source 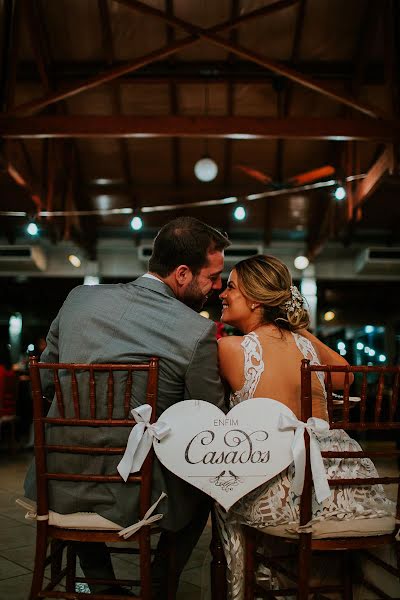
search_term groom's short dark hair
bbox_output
[149,216,230,277]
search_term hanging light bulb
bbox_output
[294,255,309,270]
[194,82,218,182]
[194,157,218,182]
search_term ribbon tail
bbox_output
[309,434,331,503]
[291,428,306,496]
[117,423,146,481]
[118,492,167,539]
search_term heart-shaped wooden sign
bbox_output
[154,398,295,510]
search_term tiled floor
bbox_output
[0,451,211,599]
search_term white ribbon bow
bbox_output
[118,492,167,539]
[278,414,331,504]
[117,404,170,482]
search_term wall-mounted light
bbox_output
[68,254,81,268]
[233,205,247,221]
[130,216,143,231]
[26,222,39,236]
[294,255,309,270]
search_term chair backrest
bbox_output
[300,359,400,527]
[28,355,159,521]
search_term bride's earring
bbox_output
[251,304,255,310]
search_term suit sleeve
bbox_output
[184,322,226,411]
[39,311,60,398]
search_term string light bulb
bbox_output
[130,216,143,231]
[233,205,247,221]
[26,222,39,236]
[334,185,346,201]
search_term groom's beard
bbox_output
[182,279,208,312]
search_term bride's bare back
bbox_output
[218,327,328,420]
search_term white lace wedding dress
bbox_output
[216,331,395,600]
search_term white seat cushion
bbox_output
[260,516,396,539]
[48,510,122,530]
[17,498,122,530]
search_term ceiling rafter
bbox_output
[98,0,136,206]
[165,0,180,188]
[15,59,387,86]
[1,115,399,140]
[116,0,384,119]
[223,0,239,188]
[310,0,383,259]
[275,0,307,184]
[352,145,394,220]
[10,0,292,115]
[8,0,381,119]
[22,0,97,253]
[0,0,43,215]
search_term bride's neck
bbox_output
[244,321,280,336]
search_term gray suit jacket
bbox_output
[24,276,225,531]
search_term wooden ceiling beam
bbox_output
[116,0,300,34]
[165,0,180,188]
[352,145,394,219]
[120,0,384,119]
[223,0,239,187]
[9,0,380,118]
[1,115,399,140]
[1,0,20,111]
[8,0,296,115]
[98,0,136,202]
[15,59,387,85]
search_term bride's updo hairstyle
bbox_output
[235,254,310,331]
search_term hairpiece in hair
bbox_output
[283,285,303,318]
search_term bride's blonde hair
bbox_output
[235,254,310,331]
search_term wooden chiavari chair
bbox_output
[26,355,176,600]
[243,360,400,599]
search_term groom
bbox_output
[24,216,230,597]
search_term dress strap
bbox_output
[234,332,264,401]
[292,333,327,399]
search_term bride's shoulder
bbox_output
[217,335,245,361]
[218,335,245,387]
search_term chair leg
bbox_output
[66,543,77,593]
[210,511,227,600]
[244,526,256,600]
[140,528,152,600]
[343,551,353,600]
[167,532,178,600]
[50,540,64,582]
[297,533,311,600]
[29,523,48,600]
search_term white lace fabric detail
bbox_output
[292,332,327,400]
[230,332,264,406]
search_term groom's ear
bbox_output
[174,264,192,286]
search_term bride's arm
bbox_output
[297,329,354,387]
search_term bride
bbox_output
[216,254,394,600]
